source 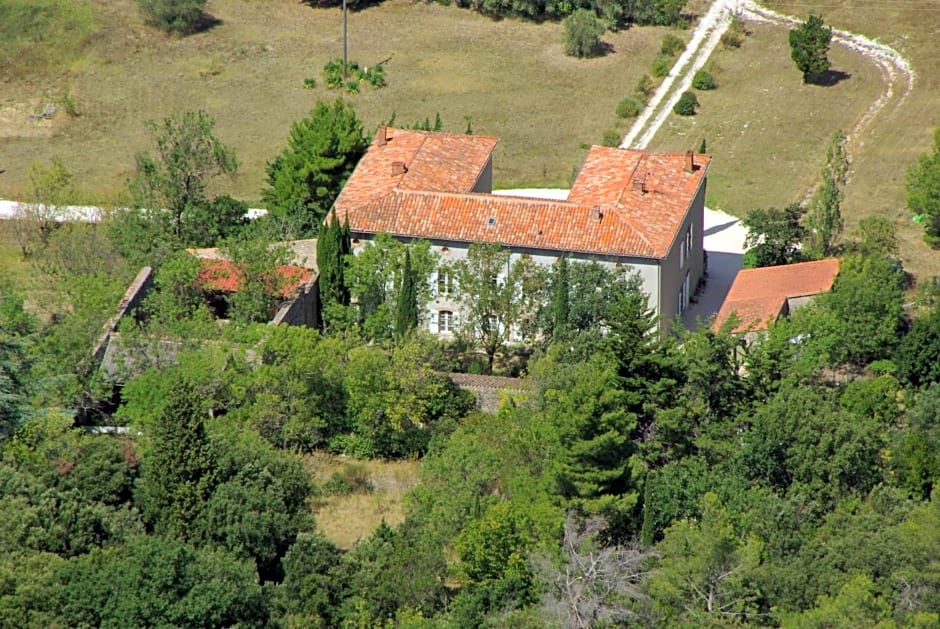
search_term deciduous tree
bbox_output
[742,203,806,267]
[906,128,940,247]
[806,130,848,257]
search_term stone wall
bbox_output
[270,276,319,328]
[91,266,154,366]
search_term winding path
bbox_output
[622,0,915,165]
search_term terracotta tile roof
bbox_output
[447,372,529,391]
[343,189,659,257]
[334,126,500,210]
[336,131,710,260]
[713,259,842,333]
[196,259,312,297]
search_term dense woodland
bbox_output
[2,90,940,628]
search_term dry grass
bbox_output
[305,451,421,550]
[0,0,670,203]
[650,0,940,279]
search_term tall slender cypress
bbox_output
[395,248,418,339]
[551,256,570,342]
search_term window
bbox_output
[485,314,499,334]
[437,270,453,296]
[678,271,690,314]
[680,226,692,268]
[438,310,453,333]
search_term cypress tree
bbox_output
[395,248,419,339]
[316,210,350,311]
[551,256,570,342]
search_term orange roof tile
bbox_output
[713,259,842,333]
[196,259,312,298]
[334,127,500,211]
[336,131,710,260]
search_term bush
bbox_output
[137,0,207,35]
[635,74,654,101]
[616,97,642,119]
[721,30,744,49]
[563,9,606,58]
[673,91,699,116]
[651,54,672,78]
[692,70,716,90]
[661,33,685,56]
[602,130,621,147]
[322,463,375,495]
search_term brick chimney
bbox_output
[376,124,388,146]
[391,161,407,176]
[685,150,695,173]
[632,176,647,195]
[591,205,603,221]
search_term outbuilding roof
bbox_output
[713,258,842,333]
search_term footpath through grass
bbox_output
[651,0,940,279]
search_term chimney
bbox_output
[391,161,407,176]
[632,176,647,195]
[591,206,603,221]
[685,150,695,173]
[376,124,388,146]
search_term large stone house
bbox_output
[333,125,711,335]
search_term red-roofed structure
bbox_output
[334,126,711,333]
[712,259,842,334]
[196,259,312,298]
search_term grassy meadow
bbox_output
[650,0,940,278]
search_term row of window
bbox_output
[435,311,499,335]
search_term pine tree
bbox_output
[551,256,570,342]
[789,14,832,83]
[395,249,418,339]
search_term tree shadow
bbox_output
[195,13,223,33]
[588,41,615,58]
[808,69,851,87]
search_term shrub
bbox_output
[302,78,317,89]
[651,54,672,78]
[323,463,375,495]
[137,0,207,35]
[345,79,360,93]
[635,74,654,101]
[563,9,606,58]
[661,33,685,56]
[673,91,699,116]
[362,64,386,88]
[602,130,621,147]
[721,30,744,50]
[692,70,716,90]
[616,97,642,119]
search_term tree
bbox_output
[854,215,898,256]
[789,14,833,83]
[563,9,605,58]
[13,158,74,258]
[120,110,240,259]
[137,0,208,35]
[262,99,367,236]
[742,203,806,267]
[806,130,848,257]
[647,493,764,623]
[896,305,940,388]
[136,377,218,543]
[672,91,698,116]
[316,211,351,330]
[550,257,570,342]
[394,248,418,340]
[906,128,940,247]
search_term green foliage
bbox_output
[650,54,671,77]
[136,376,219,543]
[672,91,698,116]
[789,14,833,83]
[660,33,684,56]
[562,9,606,59]
[137,0,208,35]
[276,532,346,626]
[896,306,940,387]
[219,234,291,325]
[13,158,74,258]
[889,386,940,500]
[691,69,716,90]
[806,130,848,257]
[550,257,569,342]
[322,58,387,92]
[721,16,746,49]
[648,493,764,622]
[316,211,351,329]
[742,203,806,267]
[616,96,642,118]
[906,128,940,246]
[262,99,368,236]
[634,74,654,101]
[601,129,620,147]
[854,215,898,256]
[119,110,240,261]
[395,249,419,340]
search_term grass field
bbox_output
[0,0,676,203]
[650,0,940,278]
[305,452,420,549]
